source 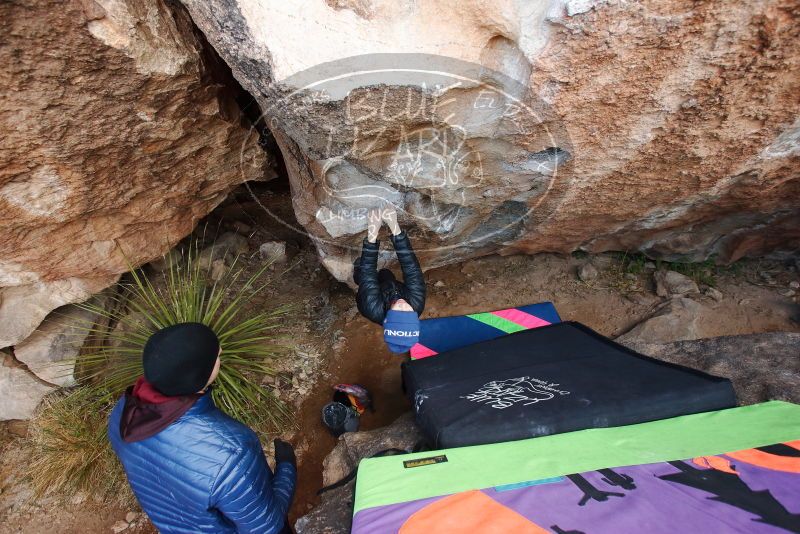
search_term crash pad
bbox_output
[403,321,736,448]
[410,302,561,359]
[352,401,800,534]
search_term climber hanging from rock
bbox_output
[353,204,426,353]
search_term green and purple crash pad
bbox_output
[352,401,800,533]
[410,302,561,359]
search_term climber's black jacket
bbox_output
[353,231,426,325]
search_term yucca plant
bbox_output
[27,238,294,501]
[76,240,293,430]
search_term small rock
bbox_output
[197,232,249,269]
[344,306,359,322]
[759,270,777,285]
[125,512,139,523]
[789,281,799,289]
[210,258,228,281]
[5,420,29,438]
[460,263,479,275]
[616,297,703,345]
[703,286,723,302]
[262,375,277,387]
[578,262,599,282]
[644,261,656,270]
[259,241,287,263]
[780,289,796,298]
[111,520,129,533]
[653,270,699,297]
[592,254,615,269]
[231,221,252,234]
[624,273,637,281]
[434,280,445,287]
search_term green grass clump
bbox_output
[28,388,132,504]
[605,251,751,290]
[613,251,732,287]
[620,252,648,275]
[654,258,718,287]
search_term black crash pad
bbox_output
[402,321,737,448]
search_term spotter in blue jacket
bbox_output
[108,381,296,534]
[108,323,297,534]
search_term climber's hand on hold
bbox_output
[367,207,382,243]
[381,204,401,236]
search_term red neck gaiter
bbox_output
[119,377,202,443]
[132,376,175,404]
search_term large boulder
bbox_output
[615,296,704,345]
[0,0,268,348]
[13,303,100,387]
[0,353,57,421]
[181,0,800,282]
[621,332,800,405]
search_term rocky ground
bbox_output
[1,185,798,533]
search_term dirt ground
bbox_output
[2,185,798,533]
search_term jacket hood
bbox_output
[119,377,202,443]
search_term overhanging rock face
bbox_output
[181,0,799,282]
[0,0,269,348]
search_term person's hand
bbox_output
[381,205,401,236]
[274,439,296,468]
[367,207,382,243]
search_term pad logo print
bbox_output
[460,376,570,410]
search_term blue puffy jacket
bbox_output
[108,392,295,533]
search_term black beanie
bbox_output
[143,322,220,396]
